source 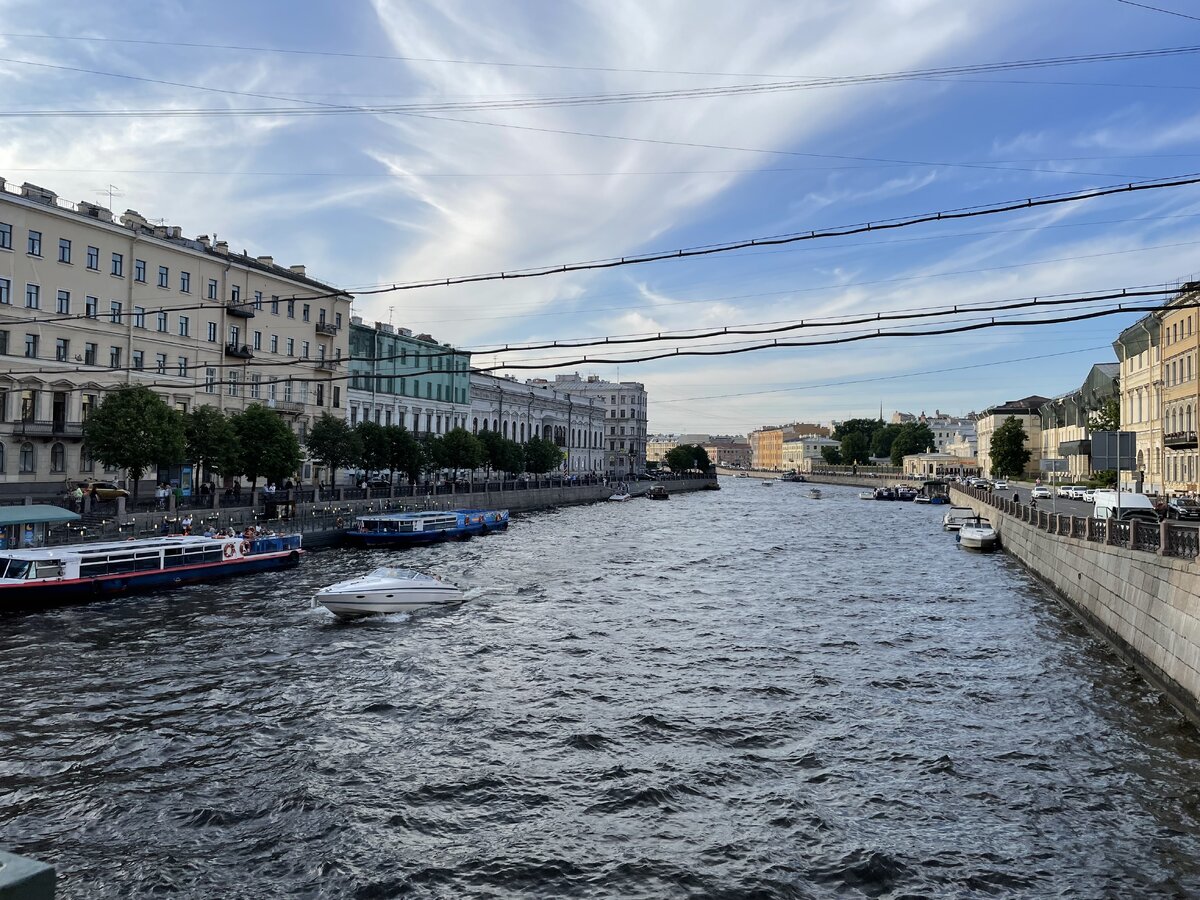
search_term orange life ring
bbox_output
[223,543,236,559]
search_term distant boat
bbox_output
[648,484,669,500]
[609,482,632,501]
[807,487,822,499]
[315,567,464,619]
[761,480,774,486]
[344,509,509,546]
[858,491,874,500]
[941,506,977,532]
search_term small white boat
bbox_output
[941,506,977,531]
[609,482,632,501]
[958,517,998,552]
[808,488,822,499]
[761,479,774,486]
[314,567,464,619]
[858,491,874,500]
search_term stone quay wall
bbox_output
[951,485,1200,723]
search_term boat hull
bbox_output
[317,588,464,619]
[958,528,998,551]
[344,511,509,546]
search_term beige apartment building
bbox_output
[0,179,352,495]
[1159,283,1200,493]
[975,395,1048,478]
[1113,314,1163,493]
[1037,364,1119,483]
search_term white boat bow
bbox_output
[315,567,464,618]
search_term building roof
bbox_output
[0,505,81,527]
[1112,313,1159,360]
[985,395,1051,416]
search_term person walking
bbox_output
[72,484,84,512]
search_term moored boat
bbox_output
[958,517,998,551]
[344,508,509,546]
[648,484,669,500]
[858,491,875,500]
[315,567,464,619]
[0,533,303,607]
[942,506,976,531]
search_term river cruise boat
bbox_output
[315,567,464,619]
[344,508,509,546]
[0,534,303,606]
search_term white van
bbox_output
[1092,490,1158,523]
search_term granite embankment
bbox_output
[952,485,1200,723]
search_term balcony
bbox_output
[227,302,255,318]
[315,321,337,337]
[224,342,254,360]
[1165,430,1198,450]
[313,357,339,372]
[11,419,84,439]
[268,399,306,415]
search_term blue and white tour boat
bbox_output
[0,533,303,606]
[344,508,510,546]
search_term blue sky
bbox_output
[2,0,1200,433]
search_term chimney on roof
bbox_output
[256,256,274,267]
[351,315,363,326]
[168,226,182,239]
[121,209,149,229]
[20,182,56,205]
[76,201,113,222]
[214,240,229,255]
[196,234,211,249]
[289,264,306,277]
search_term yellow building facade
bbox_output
[1159,284,1200,493]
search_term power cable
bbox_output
[1114,0,1200,23]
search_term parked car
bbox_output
[1057,484,1080,498]
[993,480,1008,490]
[77,480,129,501]
[1082,488,1097,502]
[1166,497,1200,520]
[1031,485,1052,500]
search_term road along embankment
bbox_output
[952,486,1200,724]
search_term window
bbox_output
[269,335,278,353]
[155,353,167,375]
[58,238,71,263]
[286,338,294,356]
[333,386,340,408]
[132,350,144,370]
[0,331,7,355]
[157,266,169,288]
[228,371,240,397]
[205,368,217,394]
[178,315,189,337]
[0,222,10,250]
[180,271,190,293]
[85,296,98,318]
[111,252,123,277]
[254,290,262,309]
[302,304,310,322]
[19,442,34,474]
[57,290,70,314]
[86,245,99,269]
[207,278,218,300]
[231,285,240,304]
[271,296,279,315]
[110,301,122,324]
[55,338,69,362]
[28,231,42,256]
[157,311,168,332]
[287,299,295,318]
[133,306,145,328]
[80,445,93,473]
[229,325,240,346]
[109,346,121,369]
[253,330,262,351]
[50,442,65,473]
[250,373,261,399]
[0,278,8,304]
[316,383,324,407]
[84,343,97,365]
[207,322,217,342]
[24,284,39,309]
[24,334,38,358]
[301,341,309,358]
[177,356,187,377]
[135,259,146,282]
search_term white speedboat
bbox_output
[608,481,632,501]
[761,480,774,486]
[808,488,822,499]
[314,567,464,619]
[958,517,998,552]
[941,506,976,531]
[858,491,874,500]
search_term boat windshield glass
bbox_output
[0,558,33,579]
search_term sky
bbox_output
[2,0,1200,434]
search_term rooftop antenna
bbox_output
[94,184,122,209]
[388,305,394,326]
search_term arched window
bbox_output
[492,418,498,433]
[19,441,35,474]
[50,442,65,473]
[472,417,478,433]
[502,420,508,438]
[80,445,95,473]
[519,422,525,441]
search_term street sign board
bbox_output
[1039,458,1068,472]
[1090,431,1137,471]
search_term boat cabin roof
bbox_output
[0,535,226,561]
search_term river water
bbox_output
[3,478,1200,898]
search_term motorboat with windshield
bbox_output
[315,567,464,619]
[958,516,998,551]
[942,506,977,531]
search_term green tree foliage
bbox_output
[840,431,871,465]
[231,404,301,487]
[355,420,391,477]
[477,429,506,476]
[820,445,842,465]
[185,404,240,480]
[990,416,1031,478]
[440,427,484,478]
[871,423,903,459]
[523,435,563,475]
[1088,396,1121,432]
[385,425,425,484]
[889,422,936,467]
[307,413,361,482]
[82,385,185,499]
[664,443,712,473]
[494,439,526,476]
